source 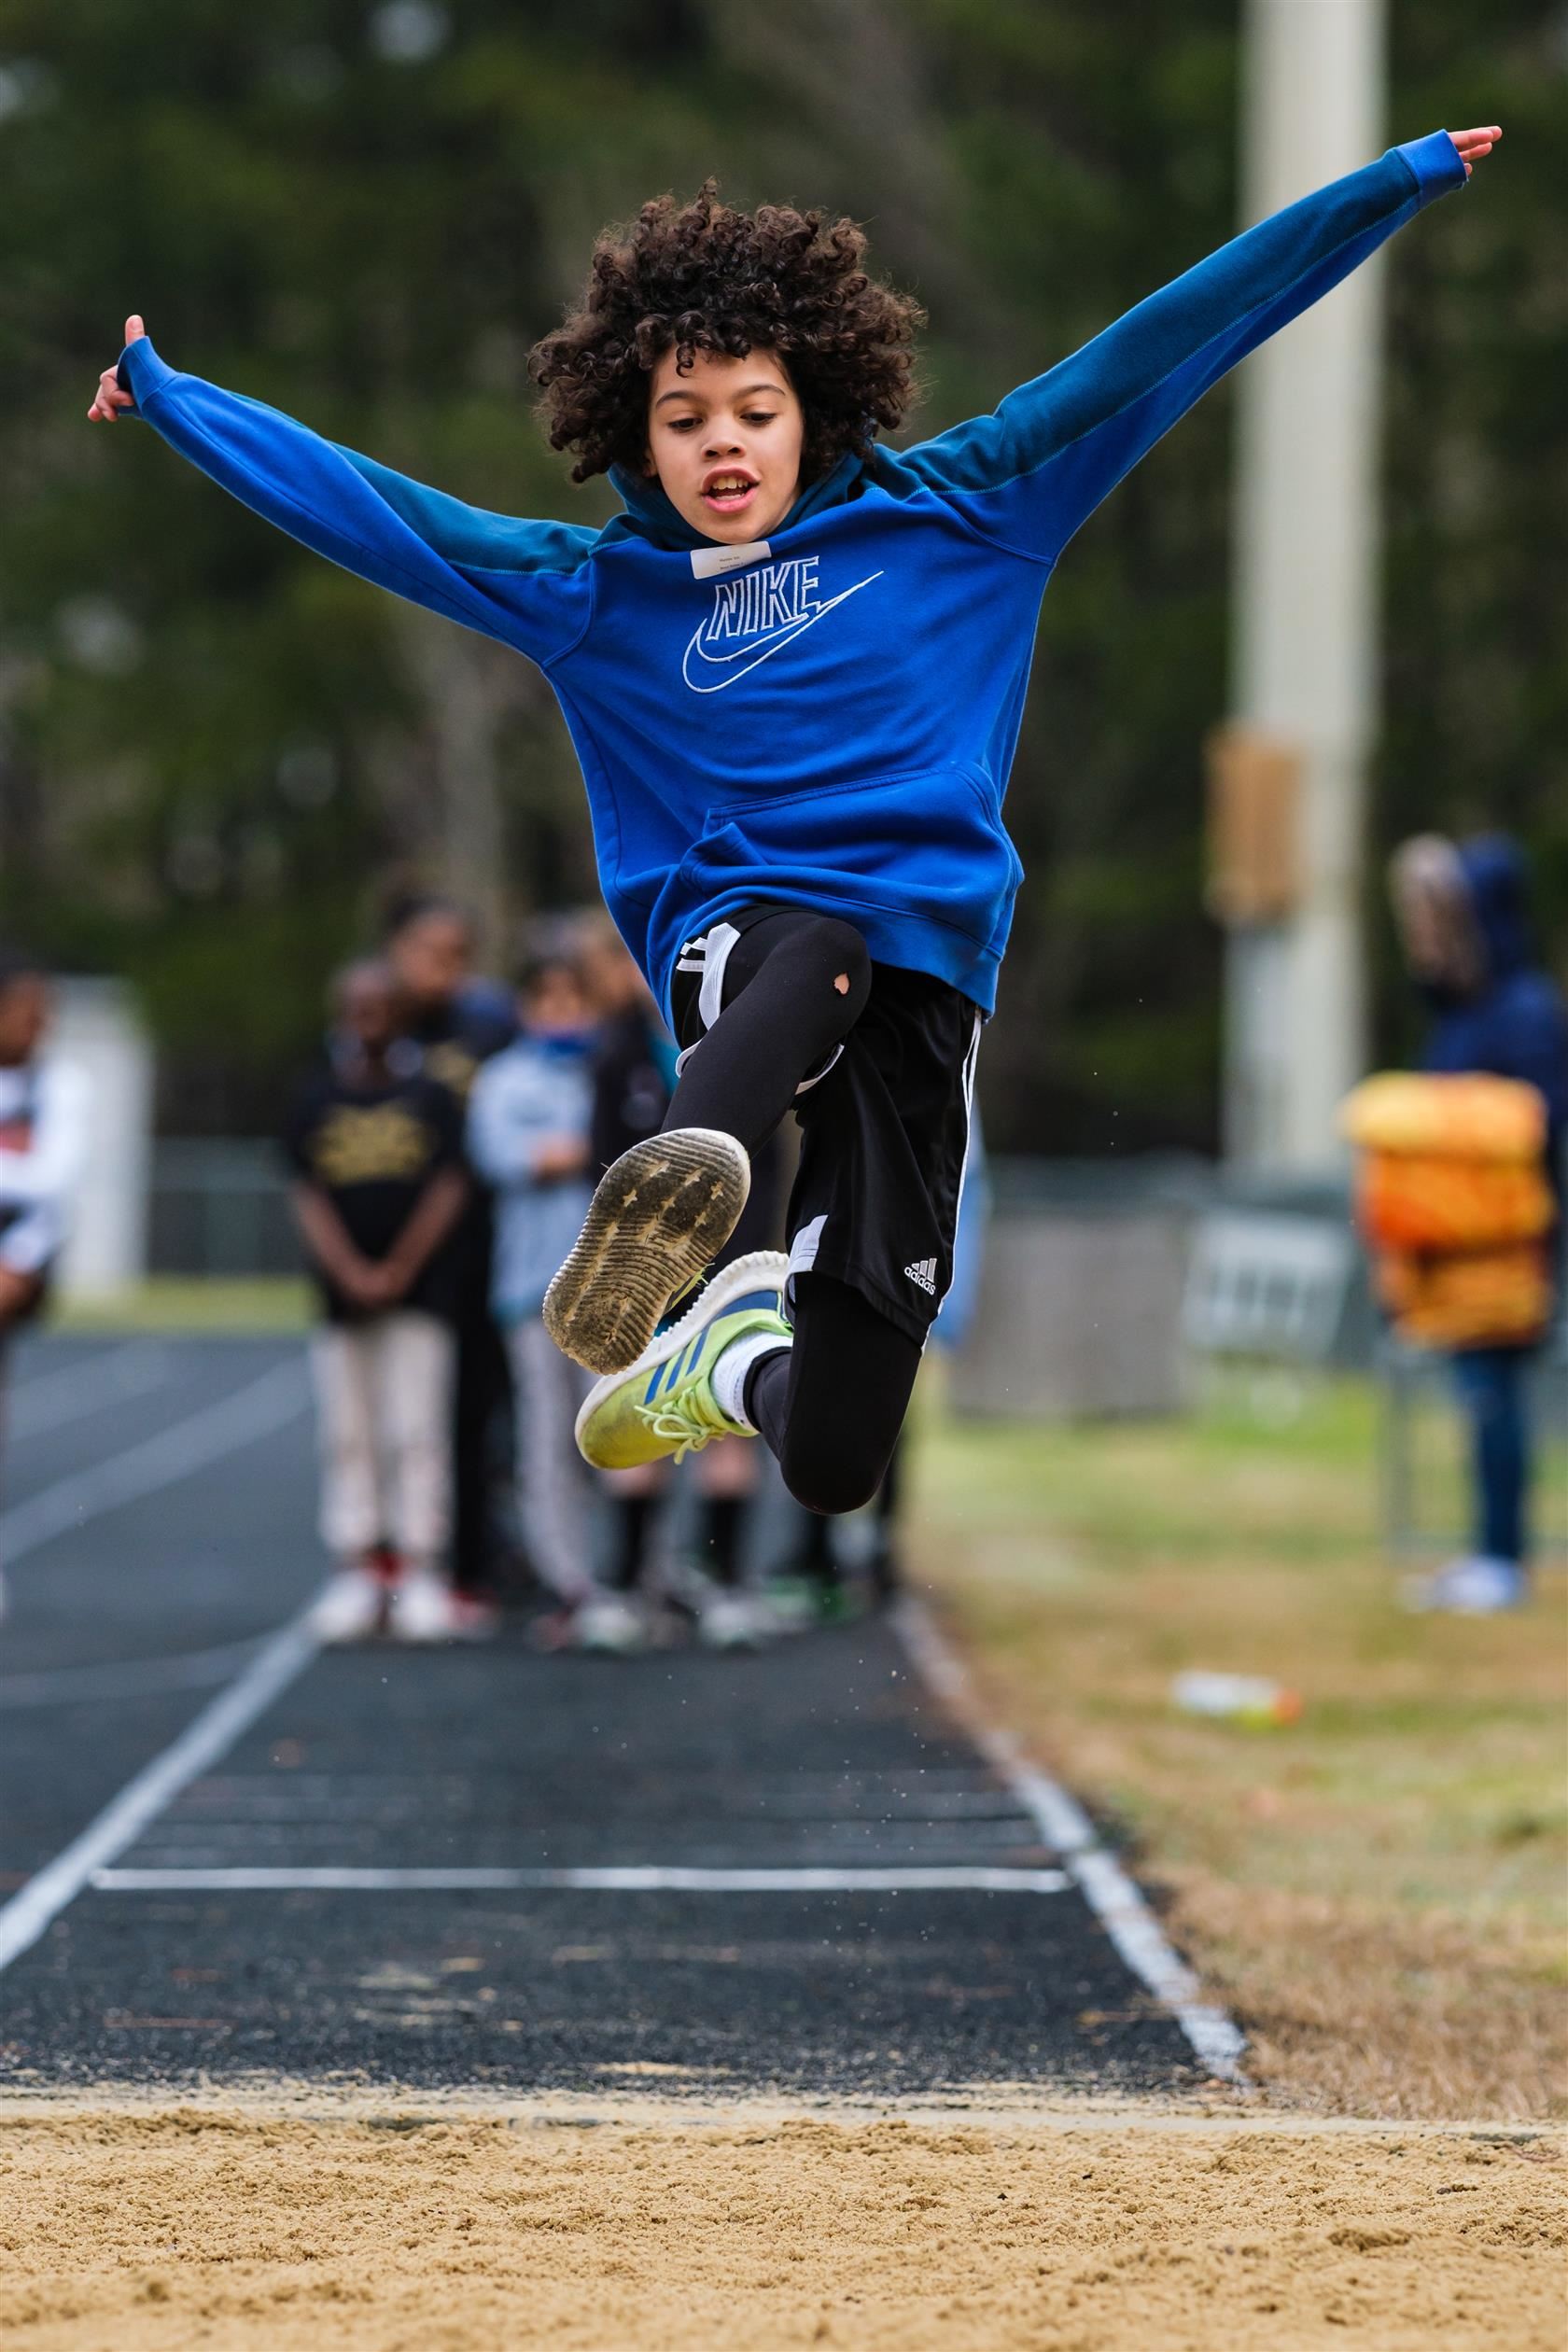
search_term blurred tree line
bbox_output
[0,0,1561,1143]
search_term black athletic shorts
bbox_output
[671,903,983,1347]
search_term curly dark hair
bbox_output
[529,182,925,485]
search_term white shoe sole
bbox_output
[544,1128,750,1374]
[311,1575,385,1645]
[698,1615,768,1651]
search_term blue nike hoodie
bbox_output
[118,133,1465,1025]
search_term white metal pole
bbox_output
[1225,0,1387,1169]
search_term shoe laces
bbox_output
[634,1380,735,1463]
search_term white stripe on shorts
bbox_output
[935,1011,985,1318]
[697,921,742,1032]
[789,1213,828,1278]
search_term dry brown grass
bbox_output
[908,1374,1568,2121]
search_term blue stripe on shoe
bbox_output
[659,1333,703,1393]
[643,1289,784,1405]
[721,1290,783,1319]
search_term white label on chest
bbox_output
[690,539,773,581]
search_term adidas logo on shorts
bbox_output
[904,1256,938,1295]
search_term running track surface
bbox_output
[0,1334,1217,2100]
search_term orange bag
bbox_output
[1339,1071,1547,1162]
[1372,1243,1553,1351]
[1354,1155,1554,1253]
[1339,1073,1557,1349]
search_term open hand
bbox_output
[87,314,146,421]
[1449,126,1501,178]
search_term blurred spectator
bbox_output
[1390,833,1568,1613]
[285,959,471,1643]
[576,914,783,1648]
[576,912,681,1183]
[467,947,613,1635]
[384,892,517,1600]
[0,947,89,1627]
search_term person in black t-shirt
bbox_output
[384,893,517,1601]
[285,959,469,1645]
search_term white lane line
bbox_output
[91,1864,1071,1894]
[0,1637,266,1712]
[893,1597,1248,2085]
[7,1342,176,1442]
[5,1343,126,1401]
[0,1608,323,1974]
[0,1357,308,1575]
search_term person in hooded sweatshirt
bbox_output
[465,946,609,1632]
[1389,833,1568,1613]
[574,910,788,1650]
[89,124,1498,1521]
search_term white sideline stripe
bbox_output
[91,1864,1071,1895]
[5,1343,124,1400]
[0,1357,308,1573]
[7,1342,175,1439]
[893,1597,1248,2084]
[0,1636,266,1712]
[0,1609,324,1974]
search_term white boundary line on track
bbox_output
[0,1636,266,1712]
[91,1864,1072,1895]
[0,1356,308,1574]
[5,1342,126,1400]
[893,1595,1248,2085]
[0,1610,323,1974]
[7,1341,175,1440]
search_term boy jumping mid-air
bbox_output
[91,124,1499,1513]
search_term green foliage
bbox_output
[0,0,1561,1137]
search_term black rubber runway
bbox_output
[0,1334,1210,2101]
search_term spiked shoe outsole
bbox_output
[543,1127,751,1374]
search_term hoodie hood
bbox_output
[603,450,868,553]
[1458,833,1533,983]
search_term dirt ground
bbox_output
[1,2100,1562,2351]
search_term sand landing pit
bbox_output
[0,2099,1562,2349]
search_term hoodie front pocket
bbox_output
[681,763,1021,950]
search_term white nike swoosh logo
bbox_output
[681,571,884,695]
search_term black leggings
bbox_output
[745,1273,919,1517]
[665,908,871,1152]
[665,911,913,1514]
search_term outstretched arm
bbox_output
[898,128,1496,564]
[90,320,595,667]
